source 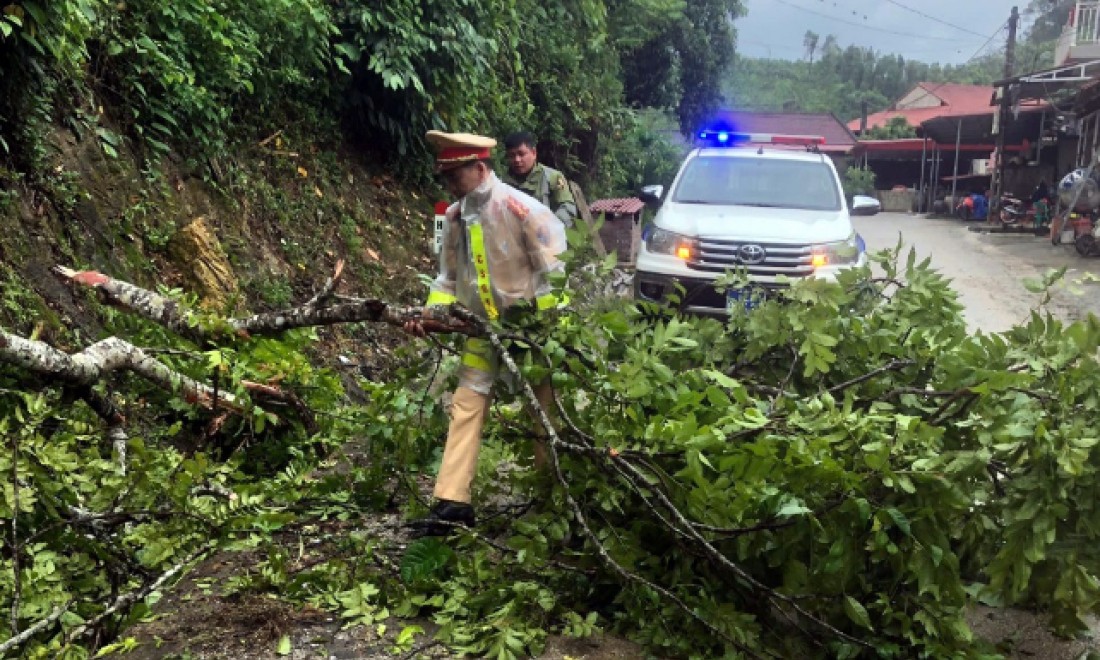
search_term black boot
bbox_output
[406,500,476,538]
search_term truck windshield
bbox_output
[672,156,842,211]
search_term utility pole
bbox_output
[992,6,1020,221]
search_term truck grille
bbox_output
[688,238,814,277]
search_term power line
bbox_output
[883,0,988,38]
[770,0,970,42]
[896,21,1008,111]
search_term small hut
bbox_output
[588,197,645,267]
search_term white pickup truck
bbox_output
[634,131,868,316]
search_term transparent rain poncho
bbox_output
[426,172,567,393]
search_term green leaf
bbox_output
[777,500,811,517]
[400,538,454,584]
[883,508,911,536]
[395,625,424,647]
[843,596,873,630]
[276,635,291,655]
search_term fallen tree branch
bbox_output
[0,601,72,656]
[242,380,317,434]
[0,331,248,415]
[53,266,213,343]
[462,310,764,658]
[54,265,475,339]
[471,312,871,651]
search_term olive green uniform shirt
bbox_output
[504,163,578,228]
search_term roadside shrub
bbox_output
[844,164,877,198]
[93,0,338,162]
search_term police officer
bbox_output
[404,130,567,537]
[502,131,578,228]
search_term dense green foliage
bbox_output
[724,46,1002,124]
[864,116,917,141]
[6,244,1100,658]
[0,0,741,195]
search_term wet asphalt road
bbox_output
[854,212,1100,333]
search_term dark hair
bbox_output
[503,131,537,151]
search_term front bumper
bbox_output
[633,272,783,317]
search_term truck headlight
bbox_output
[811,233,861,268]
[646,228,699,261]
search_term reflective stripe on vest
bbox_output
[425,290,457,306]
[461,337,493,373]
[467,223,500,320]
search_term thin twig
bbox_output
[61,543,214,646]
[607,454,872,649]
[305,259,345,310]
[881,387,959,400]
[930,390,979,426]
[774,344,800,405]
[256,129,283,148]
[827,359,915,395]
[416,344,444,432]
[693,498,846,538]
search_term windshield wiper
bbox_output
[674,199,713,204]
[736,202,784,208]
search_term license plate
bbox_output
[727,287,764,312]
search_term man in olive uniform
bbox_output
[503,131,578,228]
[403,130,567,537]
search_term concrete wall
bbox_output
[875,189,915,212]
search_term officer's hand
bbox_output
[403,320,427,337]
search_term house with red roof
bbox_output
[847,83,1000,135]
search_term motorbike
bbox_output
[954,193,988,221]
[998,195,1028,225]
[1074,213,1100,257]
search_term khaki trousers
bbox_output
[433,382,555,504]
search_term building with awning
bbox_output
[856,137,1033,212]
[847,82,1052,211]
[981,4,1100,203]
[847,76,1067,206]
[917,103,1062,207]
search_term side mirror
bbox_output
[639,184,665,208]
[851,194,881,216]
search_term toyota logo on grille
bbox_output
[739,244,766,265]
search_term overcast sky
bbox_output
[736,0,1026,65]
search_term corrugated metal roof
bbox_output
[589,197,645,214]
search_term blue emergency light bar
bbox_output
[696,130,826,148]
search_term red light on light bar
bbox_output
[769,135,826,146]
